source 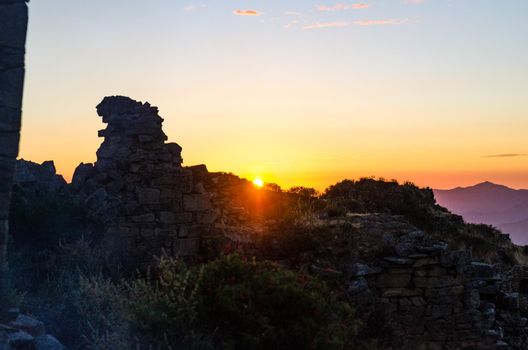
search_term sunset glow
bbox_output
[253,178,264,188]
[19,0,528,191]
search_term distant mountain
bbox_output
[434,182,528,245]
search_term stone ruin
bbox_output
[72,96,215,264]
[321,214,528,349]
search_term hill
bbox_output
[434,182,528,245]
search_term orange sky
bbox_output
[19,0,528,191]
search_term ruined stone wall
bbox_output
[334,217,528,350]
[0,0,28,307]
[73,96,215,264]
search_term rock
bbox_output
[9,314,45,337]
[347,277,369,296]
[464,289,480,309]
[14,160,67,194]
[440,250,468,268]
[34,335,65,350]
[136,188,160,205]
[377,272,411,288]
[495,340,510,350]
[414,275,460,288]
[183,194,211,211]
[394,242,414,257]
[470,262,495,279]
[497,292,519,311]
[346,263,381,277]
[413,257,439,267]
[416,242,448,254]
[383,257,414,265]
[7,331,34,348]
[381,288,423,298]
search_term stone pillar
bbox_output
[0,0,28,308]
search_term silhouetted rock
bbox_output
[73,96,214,264]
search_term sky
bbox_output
[20,0,528,190]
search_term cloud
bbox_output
[285,11,303,16]
[317,3,372,11]
[233,9,263,16]
[303,21,350,30]
[404,0,424,4]
[284,20,300,29]
[354,18,411,26]
[183,4,206,12]
[483,154,528,158]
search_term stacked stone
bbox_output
[344,227,522,349]
[73,96,214,264]
[0,0,28,310]
[188,166,262,242]
[14,160,67,194]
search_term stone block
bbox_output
[196,211,218,224]
[158,211,175,224]
[347,277,369,296]
[464,289,480,309]
[440,250,469,268]
[470,262,496,279]
[130,213,155,223]
[7,330,34,348]
[136,188,160,204]
[382,288,423,298]
[0,2,28,49]
[183,193,211,211]
[384,257,414,265]
[428,266,447,277]
[9,314,45,337]
[414,275,460,288]
[347,263,383,277]
[424,285,465,298]
[174,212,193,224]
[0,67,25,109]
[377,272,412,288]
[0,219,8,245]
[0,155,16,192]
[413,257,439,267]
[0,106,21,132]
[0,192,12,219]
[178,225,189,238]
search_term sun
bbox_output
[253,178,264,188]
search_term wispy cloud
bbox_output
[284,20,300,29]
[303,21,350,30]
[233,9,263,16]
[285,11,303,16]
[354,18,412,26]
[483,154,528,158]
[183,3,206,12]
[317,3,372,11]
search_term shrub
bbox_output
[126,256,210,349]
[196,254,358,350]
[22,272,128,350]
[324,178,438,229]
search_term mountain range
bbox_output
[434,181,528,245]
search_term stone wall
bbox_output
[332,215,528,349]
[0,0,28,308]
[73,96,215,264]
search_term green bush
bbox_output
[324,178,438,229]
[195,254,358,350]
[125,254,363,350]
[126,256,210,349]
